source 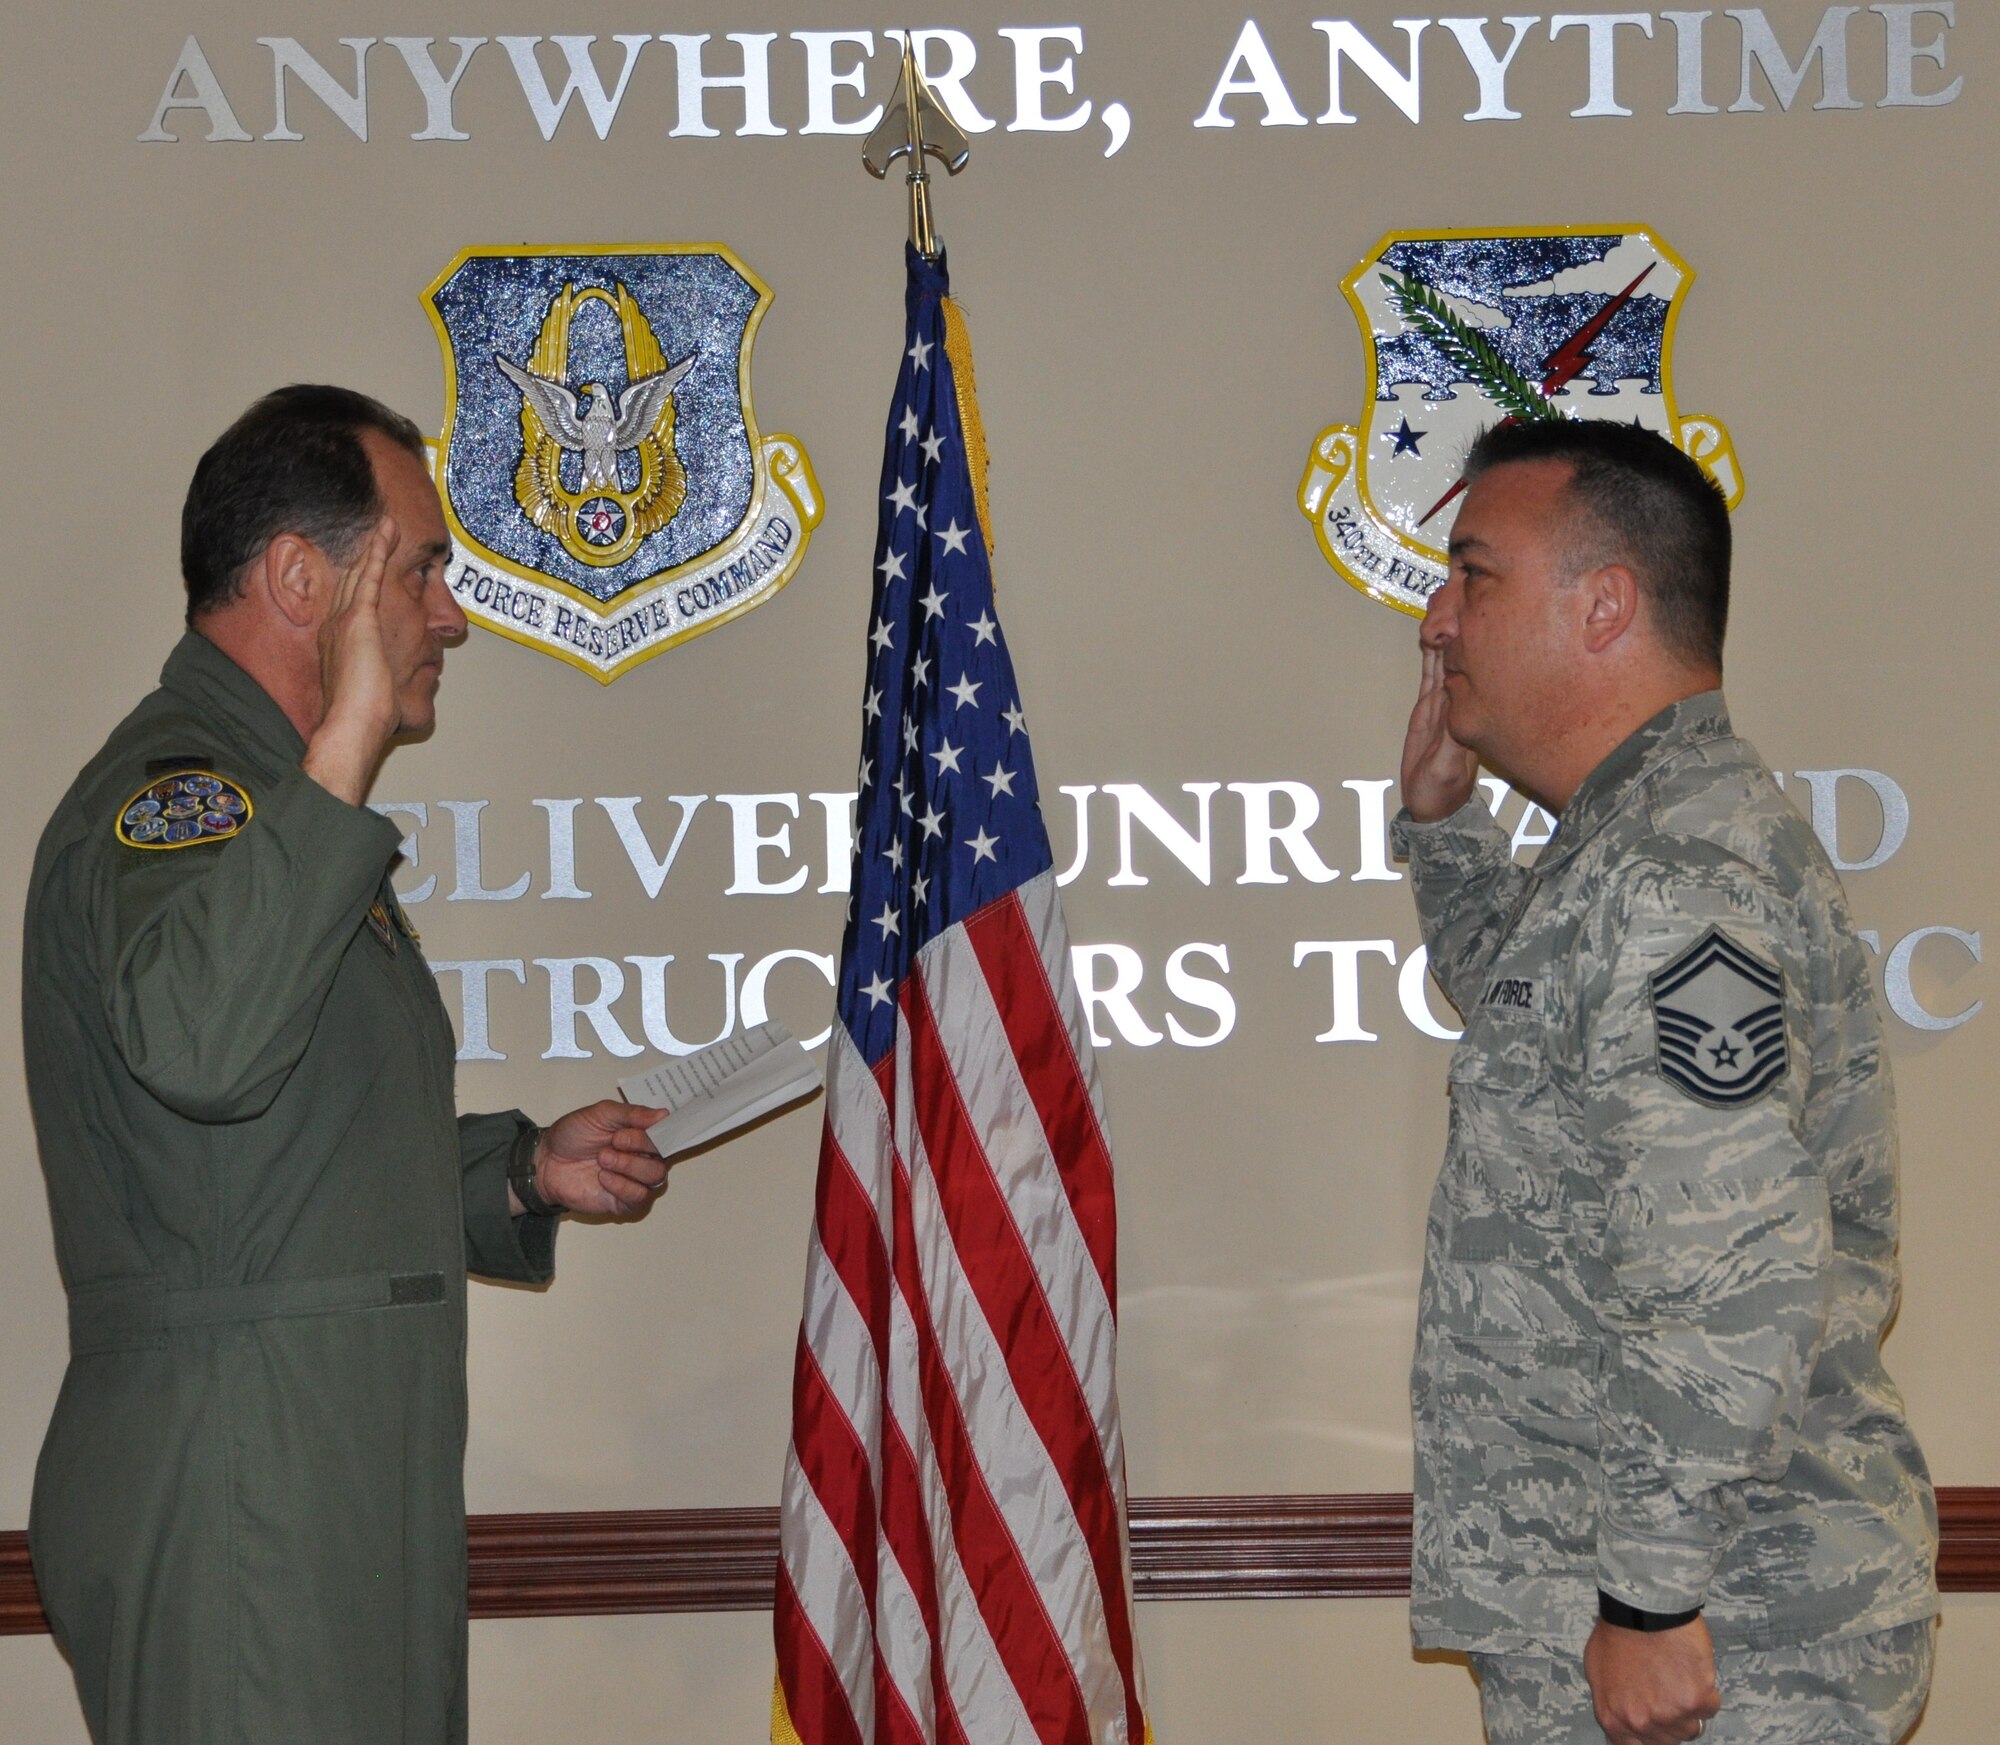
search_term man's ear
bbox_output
[1579,562,1641,656]
[257,533,324,631]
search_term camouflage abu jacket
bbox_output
[1394,691,1936,1655]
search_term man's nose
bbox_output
[429,576,469,643]
[1419,574,1459,650]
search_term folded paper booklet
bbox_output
[616,1021,823,1161]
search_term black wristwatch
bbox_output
[1599,1591,1702,1632]
[507,1125,561,1219]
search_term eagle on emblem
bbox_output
[496,356,693,492]
[493,281,697,566]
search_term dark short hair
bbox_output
[181,385,427,622]
[1462,418,1732,669]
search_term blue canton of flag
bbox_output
[836,250,1052,1067]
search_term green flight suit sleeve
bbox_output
[1394,797,1531,1017]
[459,1111,558,1284]
[1580,854,1834,1616]
[100,768,404,1122]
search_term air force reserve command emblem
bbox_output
[1650,927,1789,1107]
[1299,227,1742,617]
[425,245,823,681]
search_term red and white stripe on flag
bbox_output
[774,875,1150,1745]
[775,246,1148,1745]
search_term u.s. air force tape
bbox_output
[115,770,252,850]
[1648,926,1788,1107]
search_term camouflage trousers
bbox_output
[1470,1619,1934,1745]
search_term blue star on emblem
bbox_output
[1386,417,1427,458]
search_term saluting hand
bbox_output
[530,1101,672,1219]
[1400,642,1480,823]
[303,517,401,805]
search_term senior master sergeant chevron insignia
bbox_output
[1649,927,1790,1107]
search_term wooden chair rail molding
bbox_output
[4,1489,1996,1634]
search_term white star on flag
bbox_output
[921,430,947,464]
[1003,701,1027,735]
[872,902,900,938]
[947,674,981,710]
[878,548,907,582]
[984,762,1016,797]
[969,610,998,646]
[860,973,893,1008]
[898,406,919,441]
[887,478,917,514]
[917,805,945,840]
[965,826,1000,864]
[931,739,963,774]
[907,335,932,370]
[919,584,949,619]
[936,520,971,557]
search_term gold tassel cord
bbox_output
[770,1669,804,1745]
[939,295,995,573]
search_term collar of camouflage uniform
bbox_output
[1533,689,1733,874]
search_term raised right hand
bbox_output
[1399,643,1480,823]
[302,517,399,805]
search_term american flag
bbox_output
[773,247,1150,1745]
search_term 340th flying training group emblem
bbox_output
[1299,226,1741,616]
[425,245,822,680]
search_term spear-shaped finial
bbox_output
[862,34,971,261]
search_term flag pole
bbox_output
[778,69,1153,1744]
[862,34,971,262]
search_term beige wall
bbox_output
[3,2,1994,1737]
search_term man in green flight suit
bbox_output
[25,385,672,1744]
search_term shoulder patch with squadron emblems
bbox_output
[424,245,823,683]
[1298,226,1742,617]
[116,770,251,850]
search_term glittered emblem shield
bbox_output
[425,246,823,681]
[1299,226,1742,617]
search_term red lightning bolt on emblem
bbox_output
[1414,262,1657,529]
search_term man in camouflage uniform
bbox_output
[1394,420,1936,1745]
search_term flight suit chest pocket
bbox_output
[345,917,457,1097]
[1445,979,1563,1261]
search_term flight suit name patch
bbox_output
[1649,927,1788,1107]
[116,771,252,850]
